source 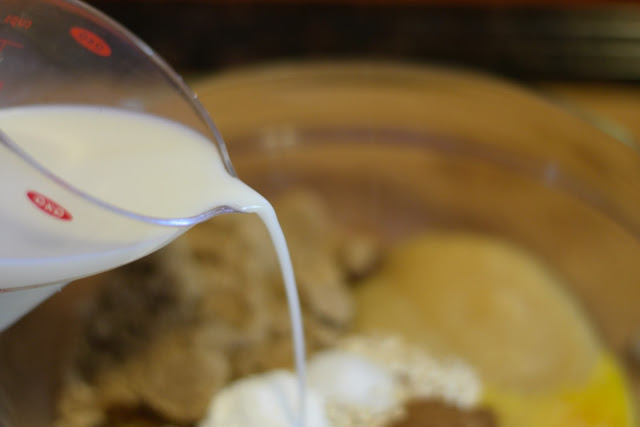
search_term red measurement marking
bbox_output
[0,81,4,90]
[27,191,73,221]
[69,27,111,57]
[0,38,22,54]
[3,15,32,30]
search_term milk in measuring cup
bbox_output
[0,104,307,425]
[0,105,254,292]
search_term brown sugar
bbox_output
[388,399,498,427]
[55,191,377,426]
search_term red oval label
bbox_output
[69,27,111,57]
[27,191,73,221]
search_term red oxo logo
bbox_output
[69,27,111,57]
[27,191,73,221]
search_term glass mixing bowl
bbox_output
[197,62,640,426]
[2,62,640,426]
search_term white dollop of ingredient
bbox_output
[198,335,483,427]
[197,370,329,427]
[338,335,482,408]
[308,350,398,413]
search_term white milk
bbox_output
[0,105,306,425]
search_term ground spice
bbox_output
[388,399,498,427]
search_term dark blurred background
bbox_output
[86,0,640,82]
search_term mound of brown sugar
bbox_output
[55,191,381,427]
[388,399,498,427]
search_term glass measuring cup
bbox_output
[0,0,243,330]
